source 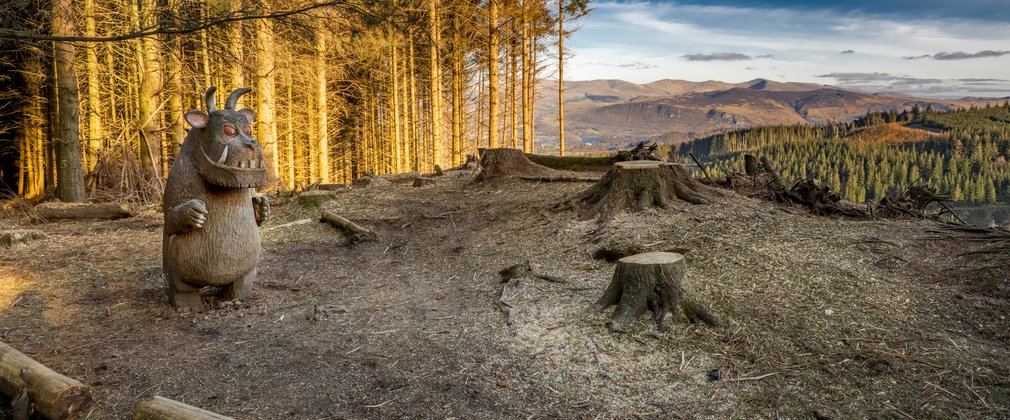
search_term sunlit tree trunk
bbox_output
[557,0,565,156]
[137,0,163,180]
[52,0,87,202]
[521,0,531,152]
[285,62,295,189]
[167,40,185,161]
[488,0,500,148]
[228,0,244,90]
[84,0,103,170]
[390,41,402,174]
[256,15,279,183]
[429,0,443,170]
[316,32,329,182]
[408,38,419,171]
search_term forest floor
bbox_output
[1,172,1009,419]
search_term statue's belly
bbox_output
[167,201,260,286]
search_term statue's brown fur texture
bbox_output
[162,87,268,309]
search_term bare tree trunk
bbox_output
[167,40,185,162]
[409,38,419,172]
[557,0,565,156]
[316,32,329,182]
[228,0,244,90]
[285,62,295,189]
[521,0,531,153]
[256,15,279,183]
[137,0,163,180]
[52,0,87,202]
[84,0,103,170]
[450,14,463,165]
[390,41,401,174]
[429,0,443,171]
[488,0,500,148]
[509,31,518,149]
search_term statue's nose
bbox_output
[243,137,257,150]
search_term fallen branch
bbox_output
[34,202,134,221]
[320,211,377,242]
[0,341,94,419]
[133,396,233,419]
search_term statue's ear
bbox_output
[184,110,209,128]
[238,108,256,123]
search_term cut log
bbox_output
[133,396,233,420]
[351,173,391,188]
[0,230,47,248]
[34,202,133,221]
[576,161,725,221]
[320,211,377,242]
[593,252,718,332]
[525,153,613,172]
[0,341,94,419]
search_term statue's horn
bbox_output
[205,86,218,112]
[225,88,252,110]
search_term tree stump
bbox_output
[577,161,724,221]
[593,252,718,332]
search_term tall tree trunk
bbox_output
[228,0,244,90]
[509,31,518,149]
[137,0,163,180]
[429,0,443,170]
[521,0,531,153]
[408,37,419,172]
[316,33,329,182]
[390,41,401,174]
[557,0,565,156]
[488,0,500,148]
[450,14,463,165]
[167,40,185,162]
[285,62,295,189]
[52,0,87,202]
[84,0,103,170]
[256,16,279,183]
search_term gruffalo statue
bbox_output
[162,86,269,310]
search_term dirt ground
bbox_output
[1,172,1009,419]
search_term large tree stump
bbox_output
[577,161,724,220]
[0,341,94,419]
[593,252,718,332]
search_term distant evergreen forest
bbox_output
[674,103,1010,204]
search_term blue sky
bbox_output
[565,1,1010,98]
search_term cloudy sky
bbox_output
[566,0,1010,98]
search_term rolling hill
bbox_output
[532,78,1009,149]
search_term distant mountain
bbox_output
[533,78,1007,146]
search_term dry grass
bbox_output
[0,174,1007,418]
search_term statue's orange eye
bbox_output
[223,124,237,136]
[243,126,252,136]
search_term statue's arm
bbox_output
[165,198,208,236]
[252,193,269,226]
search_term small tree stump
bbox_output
[593,252,718,332]
[577,161,724,221]
[0,230,46,248]
[296,190,338,208]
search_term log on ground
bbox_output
[34,202,134,221]
[593,252,718,332]
[576,161,725,221]
[0,341,93,419]
[320,211,377,242]
[133,396,234,420]
[474,148,596,182]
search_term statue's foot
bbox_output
[170,290,205,312]
[222,270,255,301]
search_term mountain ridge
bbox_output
[532,78,1008,150]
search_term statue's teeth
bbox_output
[239,160,248,169]
[216,146,229,164]
[259,160,266,169]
